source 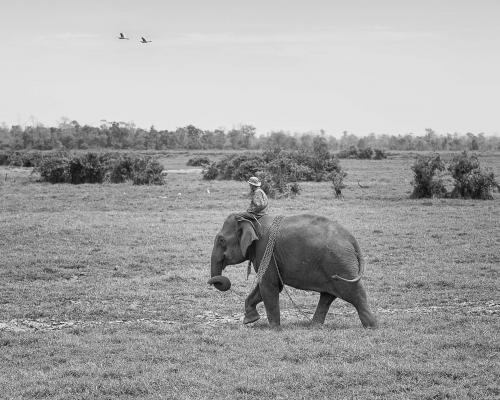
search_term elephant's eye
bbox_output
[218,236,226,247]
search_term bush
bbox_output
[255,170,300,199]
[373,149,387,160]
[68,153,105,184]
[337,146,387,160]
[202,153,266,181]
[232,157,267,181]
[328,170,347,198]
[130,157,165,185]
[37,152,165,185]
[357,147,373,159]
[7,152,25,167]
[448,152,499,199]
[187,156,211,167]
[108,155,134,183]
[39,157,70,183]
[410,154,447,198]
[337,146,359,159]
[0,151,9,166]
[202,162,219,180]
[289,182,301,196]
[200,149,347,198]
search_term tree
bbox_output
[186,125,203,149]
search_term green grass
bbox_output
[0,152,499,399]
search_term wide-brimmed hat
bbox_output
[247,177,261,187]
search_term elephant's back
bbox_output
[283,214,352,239]
[279,214,359,260]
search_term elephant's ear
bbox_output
[239,221,259,258]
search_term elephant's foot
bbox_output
[310,318,326,326]
[359,309,378,329]
[362,317,378,329]
[243,309,260,324]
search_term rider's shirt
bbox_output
[247,188,269,217]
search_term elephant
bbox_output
[208,213,378,329]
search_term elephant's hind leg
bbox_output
[336,281,378,329]
[312,292,336,325]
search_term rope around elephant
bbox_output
[256,215,285,283]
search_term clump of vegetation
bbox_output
[201,145,349,198]
[39,156,71,184]
[255,170,300,199]
[202,153,266,181]
[410,152,498,200]
[337,146,359,159]
[0,151,9,165]
[202,149,344,183]
[108,155,135,183]
[373,149,388,160]
[329,170,348,199]
[187,156,211,167]
[129,157,165,185]
[410,154,447,198]
[5,151,44,167]
[448,152,499,200]
[201,162,219,180]
[37,152,165,185]
[337,146,387,160]
[68,153,105,184]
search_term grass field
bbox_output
[0,152,499,399]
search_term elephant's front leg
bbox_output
[243,284,262,324]
[259,280,281,328]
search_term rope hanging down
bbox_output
[256,215,284,282]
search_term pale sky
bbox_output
[1,0,499,136]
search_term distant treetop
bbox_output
[0,120,498,152]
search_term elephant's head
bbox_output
[209,214,259,291]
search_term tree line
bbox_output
[0,119,498,152]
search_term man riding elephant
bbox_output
[246,176,268,218]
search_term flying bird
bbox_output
[140,36,152,44]
[118,33,130,40]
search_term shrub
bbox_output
[68,153,105,184]
[410,154,447,198]
[328,170,347,198]
[0,151,9,166]
[108,155,134,183]
[289,182,301,196]
[448,152,498,199]
[337,146,359,159]
[7,152,25,167]
[130,157,165,185]
[202,162,219,180]
[187,156,211,167]
[6,151,42,167]
[337,147,387,160]
[255,171,276,198]
[255,170,300,199]
[357,147,373,159]
[292,164,315,181]
[39,157,70,183]
[202,153,266,181]
[200,149,346,198]
[373,149,387,160]
[232,157,266,181]
[37,152,165,185]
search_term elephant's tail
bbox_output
[331,243,364,283]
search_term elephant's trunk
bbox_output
[210,247,224,278]
[208,245,231,291]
